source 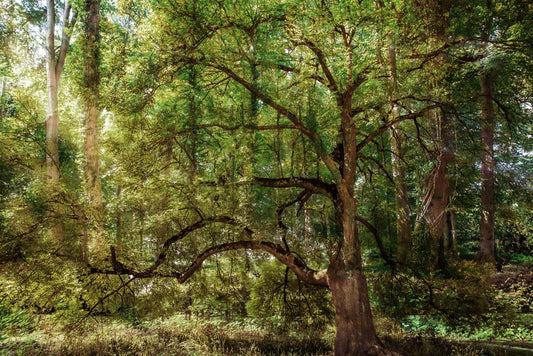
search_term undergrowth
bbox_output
[1,313,531,356]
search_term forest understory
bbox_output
[1,264,532,355]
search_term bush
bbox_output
[0,302,35,336]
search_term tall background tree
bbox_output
[45,0,76,246]
[81,0,105,262]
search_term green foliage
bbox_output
[495,268,533,313]
[1,315,332,355]
[246,260,333,331]
[372,261,515,334]
[1,0,533,354]
[0,302,35,336]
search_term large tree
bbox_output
[91,1,447,354]
[45,0,76,246]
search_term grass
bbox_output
[0,314,332,356]
[2,313,532,356]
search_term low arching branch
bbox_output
[90,216,328,288]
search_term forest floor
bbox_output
[1,265,532,355]
[2,312,532,355]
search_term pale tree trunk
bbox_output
[423,112,454,270]
[444,211,457,256]
[387,43,412,264]
[476,68,497,262]
[82,0,105,262]
[46,0,75,247]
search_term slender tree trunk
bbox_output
[1,76,6,109]
[156,142,172,251]
[82,0,105,261]
[450,210,458,255]
[476,69,497,262]
[115,183,123,255]
[46,0,63,245]
[387,44,412,264]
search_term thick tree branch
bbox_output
[55,1,76,81]
[253,176,336,199]
[294,39,339,94]
[210,63,341,177]
[176,240,328,286]
[90,217,328,287]
[169,176,336,199]
[357,104,441,152]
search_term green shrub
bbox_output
[0,302,35,336]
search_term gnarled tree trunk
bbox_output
[424,112,454,270]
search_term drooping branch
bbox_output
[276,190,313,251]
[176,240,327,286]
[169,176,336,199]
[153,216,242,273]
[355,215,395,266]
[253,176,336,199]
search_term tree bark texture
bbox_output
[327,193,382,355]
[46,0,63,245]
[328,265,383,355]
[387,43,412,264]
[82,0,105,261]
[476,69,497,262]
[424,113,454,270]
